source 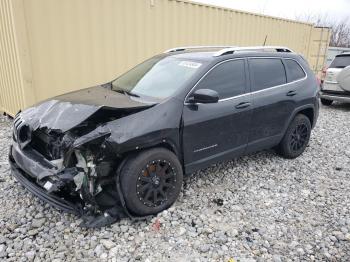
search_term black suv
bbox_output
[9,46,319,227]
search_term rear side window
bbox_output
[195,59,246,99]
[329,55,350,68]
[284,59,306,82]
[249,58,286,91]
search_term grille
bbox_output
[13,114,31,146]
[30,129,63,160]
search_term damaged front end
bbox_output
[9,96,154,227]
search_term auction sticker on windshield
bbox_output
[178,61,202,69]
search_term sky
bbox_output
[193,0,350,23]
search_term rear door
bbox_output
[247,57,300,151]
[182,59,252,173]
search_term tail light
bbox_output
[321,66,327,81]
[316,76,321,87]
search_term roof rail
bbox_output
[213,46,294,57]
[164,45,236,53]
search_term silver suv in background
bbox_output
[320,52,350,105]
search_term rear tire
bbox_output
[277,114,311,159]
[120,148,183,216]
[321,98,333,106]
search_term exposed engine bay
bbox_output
[9,95,155,227]
[9,83,184,228]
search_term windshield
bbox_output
[329,55,350,68]
[112,56,204,99]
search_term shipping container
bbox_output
[0,0,331,116]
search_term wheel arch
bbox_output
[298,107,315,127]
[119,140,182,165]
[144,141,180,157]
[283,104,316,134]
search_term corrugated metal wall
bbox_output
[0,0,25,115]
[0,0,331,116]
[308,27,331,74]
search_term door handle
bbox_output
[286,90,297,96]
[235,102,251,109]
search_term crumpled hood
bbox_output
[19,85,154,132]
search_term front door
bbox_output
[182,59,252,173]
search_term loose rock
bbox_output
[0,105,350,260]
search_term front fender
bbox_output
[71,97,183,158]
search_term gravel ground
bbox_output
[0,103,350,262]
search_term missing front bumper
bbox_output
[9,157,83,215]
[8,144,147,227]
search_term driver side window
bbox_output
[195,59,246,99]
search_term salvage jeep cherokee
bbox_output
[9,46,319,227]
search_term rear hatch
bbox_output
[323,54,350,92]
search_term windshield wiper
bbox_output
[114,89,140,98]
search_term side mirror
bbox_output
[188,89,219,104]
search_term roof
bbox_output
[163,46,298,61]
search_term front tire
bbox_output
[321,98,333,106]
[120,148,183,216]
[277,114,311,159]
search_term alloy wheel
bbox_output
[290,123,308,152]
[136,160,177,207]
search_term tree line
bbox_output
[296,14,350,48]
